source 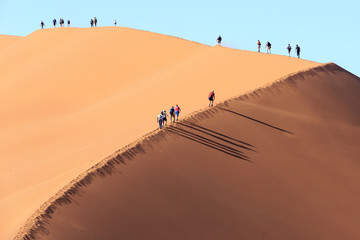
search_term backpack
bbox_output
[208,92,214,98]
[169,108,174,114]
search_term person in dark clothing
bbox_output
[287,44,292,57]
[90,19,94,27]
[266,41,271,54]
[217,35,222,46]
[257,40,261,52]
[169,106,175,123]
[53,19,57,27]
[40,21,45,29]
[67,19,70,27]
[94,17,98,27]
[208,90,215,107]
[295,45,301,58]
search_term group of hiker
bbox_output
[218,36,301,58]
[257,40,301,58]
[157,105,182,129]
[40,17,100,28]
[40,19,71,28]
[156,91,215,129]
[90,17,98,27]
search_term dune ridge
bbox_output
[0,27,323,240]
[13,62,352,240]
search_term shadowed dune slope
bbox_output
[17,64,360,240]
[0,27,321,239]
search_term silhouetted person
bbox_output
[295,45,301,58]
[208,90,215,107]
[257,40,261,52]
[53,19,57,27]
[67,19,70,27]
[217,35,222,46]
[266,41,271,54]
[60,18,64,27]
[40,21,45,29]
[94,17,98,27]
[287,44,292,57]
[90,19,94,27]
[114,19,117,26]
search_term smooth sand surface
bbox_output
[0,35,22,51]
[20,64,360,240]
[1,27,322,239]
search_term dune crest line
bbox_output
[14,62,347,240]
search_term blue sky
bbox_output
[0,0,359,76]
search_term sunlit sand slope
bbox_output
[16,63,360,240]
[0,27,320,239]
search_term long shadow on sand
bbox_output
[218,107,293,135]
[167,121,255,162]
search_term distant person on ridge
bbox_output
[287,44,292,57]
[53,19,57,27]
[295,44,301,58]
[60,18,64,27]
[175,104,181,121]
[114,19,117,26]
[67,19,70,27]
[217,35,222,46]
[90,19,94,27]
[157,112,164,129]
[208,90,215,107]
[40,21,45,29]
[161,110,168,126]
[169,106,175,123]
[94,17,98,27]
[266,41,271,54]
[257,40,261,52]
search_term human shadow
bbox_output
[167,122,255,162]
[218,107,293,134]
[178,121,255,152]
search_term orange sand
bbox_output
[19,64,360,240]
[1,27,325,239]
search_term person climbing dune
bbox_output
[296,44,301,58]
[157,112,164,129]
[208,90,215,107]
[169,106,175,123]
[175,104,181,121]
[266,41,271,54]
[217,35,222,46]
[287,44,292,57]
[161,110,168,126]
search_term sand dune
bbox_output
[0,35,22,51]
[0,27,324,239]
[16,63,360,240]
